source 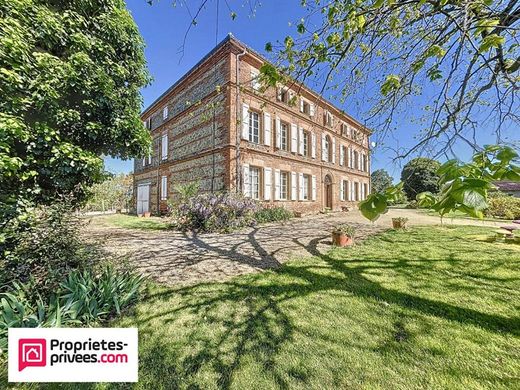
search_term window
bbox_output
[324,135,332,162]
[302,174,310,200]
[363,183,369,200]
[248,111,260,144]
[354,182,360,201]
[362,154,368,172]
[301,100,311,115]
[162,106,168,120]
[353,150,359,170]
[341,123,349,137]
[280,171,289,200]
[251,69,261,91]
[249,167,260,200]
[161,176,168,200]
[324,111,333,127]
[342,180,348,201]
[280,122,289,151]
[161,134,168,160]
[302,131,309,157]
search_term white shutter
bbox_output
[340,179,344,201]
[311,132,316,159]
[300,99,304,113]
[289,90,295,102]
[251,69,260,90]
[299,173,304,200]
[361,182,365,200]
[275,117,281,149]
[311,175,317,201]
[148,155,152,165]
[274,169,281,200]
[277,87,282,101]
[339,146,344,166]
[264,113,271,146]
[243,164,250,197]
[332,137,336,164]
[347,181,351,201]
[291,172,297,201]
[309,103,315,117]
[161,134,168,160]
[358,152,362,171]
[350,181,355,201]
[290,123,298,153]
[321,134,326,161]
[348,147,352,168]
[264,167,272,200]
[242,104,249,140]
[298,127,304,155]
[142,157,146,167]
[162,106,168,120]
[161,176,168,200]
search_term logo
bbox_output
[19,339,47,371]
[8,328,138,382]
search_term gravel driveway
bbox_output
[87,209,502,286]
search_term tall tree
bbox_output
[371,169,394,193]
[401,158,441,200]
[0,0,150,216]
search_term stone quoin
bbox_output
[133,35,371,215]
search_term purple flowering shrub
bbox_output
[170,192,258,233]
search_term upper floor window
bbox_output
[161,134,168,160]
[280,122,289,151]
[341,123,349,137]
[248,111,260,144]
[300,99,311,115]
[162,106,168,120]
[302,131,309,157]
[324,111,334,127]
[251,69,261,91]
[353,150,360,170]
[324,135,332,162]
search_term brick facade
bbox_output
[133,35,371,215]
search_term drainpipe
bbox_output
[235,45,247,193]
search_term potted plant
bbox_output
[392,217,408,229]
[332,224,356,247]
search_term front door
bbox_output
[137,184,150,215]
[324,175,333,209]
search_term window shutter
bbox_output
[148,154,152,165]
[263,113,271,146]
[339,146,344,166]
[290,124,298,153]
[299,173,304,200]
[242,104,249,140]
[243,164,250,197]
[161,176,168,200]
[264,167,272,200]
[289,90,295,102]
[332,137,336,164]
[298,127,304,155]
[347,147,352,168]
[361,182,365,200]
[291,172,297,201]
[142,157,146,167]
[358,152,362,171]
[340,179,344,201]
[300,99,304,113]
[311,175,317,201]
[251,69,260,90]
[311,132,316,158]
[309,103,315,117]
[274,169,281,201]
[347,181,351,201]
[321,134,326,161]
[161,134,168,160]
[276,87,282,101]
[275,117,281,149]
[163,107,168,120]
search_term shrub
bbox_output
[0,202,98,299]
[170,192,258,233]
[485,194,520,220]
[405,200,419,209]
[401,157,441,200]
[332,224,356,237]
[254,205,293,223]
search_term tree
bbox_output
[0,0,150,217]
[83,173,133,212]
[401,158,441,200]
[262,0,519,158]
[371,169,393,193]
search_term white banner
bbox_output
[8,328,138,383]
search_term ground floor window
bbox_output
[280,171,289,200]
[302,174,310,200]
[250,166,260,200]
[342,180,348,201]
[160,176,168,200]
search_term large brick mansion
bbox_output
[133,35,371,215]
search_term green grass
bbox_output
[6,226,520,389]
[91,214,169,230]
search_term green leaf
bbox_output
[380,75,401,96]
[479,34,505,53]
[359,193,389,221]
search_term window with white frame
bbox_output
[353,150,359,170]
[301,99,311,115]
[251,69,261,91]
[302,131,309,157]
[363,183,369,200]
[324,111,334,127]
[162,106,168,120]
[250,166,260,200]
[248,111,260,144]
[354,182,360,201]
[280,122,289,151]
[342,180,348,201]
[277,88,290,104]
[324,135,332,162]
[280,171,289,200]
[341,123,349,137]
[161,176,168,200]
[363,154,368,172]
[161,134,168,160]
[302,174,310,200]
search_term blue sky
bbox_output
[106,0,515,181]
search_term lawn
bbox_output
[10,226,520,389]
[89,213,169,230]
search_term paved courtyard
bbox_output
[87,209,502,286]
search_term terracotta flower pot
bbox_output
[332,232,353,247]
[392,219,406,229]
[143,211,151,218]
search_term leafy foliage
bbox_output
[254,205,293,224]
[485,194,520,220]
[360,145,519,221]
[371,169,393,194]
[401,158,441,200]
[0,0,150,214]
[83,173,133,212]
[332,224,356,237]
[170,192,258,233]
